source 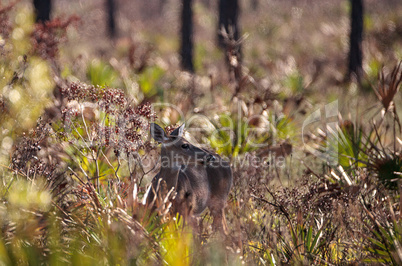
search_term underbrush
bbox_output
[1,1,402,265]
[1,66,401,264]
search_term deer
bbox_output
[146,123,232,234]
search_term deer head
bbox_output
[150,123,215,169]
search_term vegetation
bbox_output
[0,0,402,264]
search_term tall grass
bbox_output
[1,1,402,264]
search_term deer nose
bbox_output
[206,154,216,162]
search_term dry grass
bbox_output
[1,0,402,264]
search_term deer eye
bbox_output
[181,144,189,149]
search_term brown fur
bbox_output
[147,123,233,234]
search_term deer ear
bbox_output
[170,124,185,137]
[150,123,167,143]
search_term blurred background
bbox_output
[2,0,401,163]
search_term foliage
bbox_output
[0,1,402,265]
[87,59,121,87]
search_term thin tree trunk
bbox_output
[180,0,194,72]
[33,0,52,23]
[347,0,364,82]
[218,0,240,48]
[106,0,117,38]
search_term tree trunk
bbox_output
[33,0,52,23]
[218,0,240,48]
[180,0,194,72]
[347,0,364,82]
[106,0,117,38]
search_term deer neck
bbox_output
[159,147,182,189]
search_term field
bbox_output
[1,0,402,264]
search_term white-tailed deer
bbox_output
[147,123,232,234]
